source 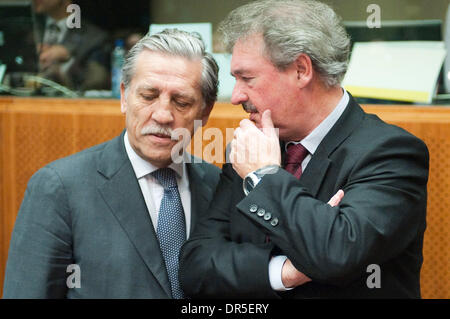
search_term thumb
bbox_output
[261,110,274,128]
[261,109,277,138]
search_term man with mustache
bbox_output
[3,29,220,298]
[180,0,429,298]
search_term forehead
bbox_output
[131,50,203,94]
[231,34,273,74]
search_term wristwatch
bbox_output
[243,165,280,196]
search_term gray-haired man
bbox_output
[180,0,429,298]
[3,29,220,298]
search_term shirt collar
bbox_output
[286,89,349,155]
[123,131,185,180]
[46,16,68,32]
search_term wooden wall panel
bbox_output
[364,106,450,299]
[0,98,449,299]
[414,122,450,299]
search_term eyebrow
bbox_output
[172,92,196,103]
[231,69,253,78]
[137,85,196,102]
[231,69,243,77]
[136,86,159,94]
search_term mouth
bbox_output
[152,133,170,138]
[242,102,257,113]
[242,102,259,122]
[145,133,173,145]
[249,112,259,123]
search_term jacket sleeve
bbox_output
[3,166,73,298]
[179,165,279,298]
[236,134,429,286]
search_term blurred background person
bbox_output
[33,0,110,91]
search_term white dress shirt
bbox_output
[123,132,192,237]
[269,89,349,291]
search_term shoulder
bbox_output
[344,94,427,151]
[340,97,428,157]
[64,19,109,51]
[341,112,430,183]
[77,20,108,40]
[32,136,120,185]
[359,111,428,155]
[47,140,107,171]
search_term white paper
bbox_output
[212,53,235,100]
[342,41,447,103]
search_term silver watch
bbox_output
[242,165,280,196]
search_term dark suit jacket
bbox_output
[180,94,429,299]
[3,131,220,298]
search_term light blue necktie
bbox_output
[152,168,186,299]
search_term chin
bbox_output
[145,154,173,167]
[135,144,173,167]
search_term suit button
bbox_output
[263,212,272,221]
[270,218,279,227]
[257,208,265,217]
[249,204,258,213]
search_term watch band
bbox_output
[242,165,280,196]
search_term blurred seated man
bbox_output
[33,0,110,91]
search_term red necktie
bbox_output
[284,143,309,179]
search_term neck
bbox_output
[291,80,343,141]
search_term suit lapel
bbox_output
[297,94,365,197]
[96,131,172,297]
[186,161,214,236]
[299,158,332,197]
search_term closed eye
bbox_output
[172,93,194,109]
[174,100,191,108]
[141,94,157,101]
[231,70,254,82]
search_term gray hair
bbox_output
[122,28,219,108]
[218,0,350,87]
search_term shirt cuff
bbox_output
[268,255,294,291]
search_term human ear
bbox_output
[294,53,313,88]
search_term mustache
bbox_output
[242,102,257,113]
[141,124,174,138]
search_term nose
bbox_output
[151,97,174,125]
[230,81,248,105]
